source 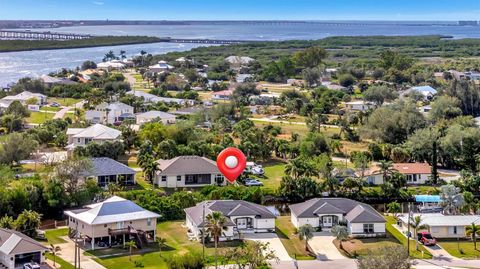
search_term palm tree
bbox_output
[331,225,349,250]
[120,50,126,59]
[124,240,137,261]
[107,182,121,196]
[466,223,480,250]
[440,185,464,215]
[205,211,228,269]
[377,160,396,181]
[49,244,61,267]
[410,215,429,251]
[298,224,315,251]
[156,237,167,256]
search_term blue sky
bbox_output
[0,0,479,20]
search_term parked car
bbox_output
[245,162,265,175]
[244,179,263,186]
[23,263,41,269]
[251,166,265,175]
[51,102,60,107]
[418,231,436,246]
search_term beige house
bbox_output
[154,156,225,188]
[398,213,480,238]
[65,196,160,250]
[0,228,48,269]
[344,101,375,112]
[66,123,122,151]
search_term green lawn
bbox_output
[26,111,54,124]
[45,228,69,244]
[48,97,82,107]
[256,161,286,191]
[335,236,406,258]
[40,106,62,112]
[385,216,432,259]
[92,221,241,269]
[46,253,75,269]
[275,216,315,260]
[438,240,480,259]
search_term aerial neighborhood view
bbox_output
[1,1,480,269]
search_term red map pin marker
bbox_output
[217,147,246,183]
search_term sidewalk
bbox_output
[53,236,106,269]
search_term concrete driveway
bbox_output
[308,232,346,261]
[243,233,292,261]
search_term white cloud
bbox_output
[92,1,104,5]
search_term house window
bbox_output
[453,226,457,234]
[161,176,167,182]
[147,218,152,227]
[214,174,224,184]
[104,224,107,228]
[85,138,93,144]
[177,175,181,181]
[77,138,81,143]
[363,224,374,234]
[185,174,211,185]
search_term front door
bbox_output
[236,218,247,229]
[323,216,333,227]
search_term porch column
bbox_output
[123,234,125,246]
[92,237,95,250]
[109,235,112,246]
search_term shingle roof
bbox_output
[157,156,219,175]
[64,196,160,225]
[0,228,48,255]
[88,157,136,176]
[289,198,385,223]
[137,111,176,119]
[70,124,121,139]
[184,200,276,227]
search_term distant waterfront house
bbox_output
[149,61,174,73]
[154,156,225,188]
[85,102,134,124]
[66,123,122,150]
[344,100,375,111]
[126,90,195,106]
[65,196,160,250]
[212,90,233,100]
[1,91,47,105]
[0,228,48,269]
[85,157,136,187]
[398,213,480,239]
[289,198,386,237]
[225,56,255,68]
[184,200,276,241]
[136,110,176,125]
[403,86,437,100]
[40,74,76,87]
[97,61,125,70]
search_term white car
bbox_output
[251,166,265,175]
[23,263,41,269]
[245,179,264,187]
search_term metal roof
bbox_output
[399,213,480,227]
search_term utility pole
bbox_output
[407,202,411,257]
[202,201,207,260]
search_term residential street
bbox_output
[53,100,85,119]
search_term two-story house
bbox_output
[85,102,134,124]
[154,156,225,188]
[184,200,276,241]
[66,123,122,151]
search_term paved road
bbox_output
[423,244,457,261]
[53,100,85,119]
[50,236,106,269]
[243,233,292,261]
[124,71,137,86]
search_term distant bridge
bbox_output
[0,30,91,40]
[158,37,258,45]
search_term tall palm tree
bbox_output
[124,241,137,261]
[141,156,160,184]
[49,244,61,267]
[205,211,228,269]
[410,215,429,251]
[298,224,315,251]
[331,225,349,250]
[377,160,396,181]
[466,223,480,250]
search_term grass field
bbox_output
[26,111,54,124]
[385,216,432,259]
[256,161,286,191]
[40,106,62,112]
[45,228,69,244]
[93,221,241,269]
[275,216,315,260]
[335,236,405,258]
[438,240,480,259]
[46,253,75,269]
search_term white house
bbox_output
[0,229,48,269]
[97,61,126,70]
[184,200,276,241]
[64,196,160,250]
[149,61,174,73]
[289,198,386,237]
[2,91,47,105]
[404,86,437,100]
[398,213,480,239]
[136,110,176,125]
[212,90,233,101]
[363,162,432,185]
[344,101,375,112]
[154,156,225,188]
[66,124,122,151]
[85,102,134,124]
[126,90,195,106]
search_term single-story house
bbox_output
[126,90,195,106]
[85,102,134,124]
[172,107,205,116]
[65,196,160,250]
[136,110,176,125]
[97,61,126,70]
[289,198,386,237]
[403,86,437,100]
[236,74,253,83]
[149,61,174,73]
[363,162,432,185]
[225,56,255,68]
[398,213,480,239]
[184,200,276,241]
[344,101,375,112]
[0,228,48,269]
[40,74,76,87]
[2,91,47,105]
[212,90,233,101]
[85,157,136,187]
[66,123,122,151]
[154,156,225,188]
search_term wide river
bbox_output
[1,21,480,85]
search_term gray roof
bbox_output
[289,198,385,223]
[137,110,176,119]
[185,200,276,227]
[157,156,219,175]
[64,196,160,225]
[88,157,136,176]
[0,228,48,255]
